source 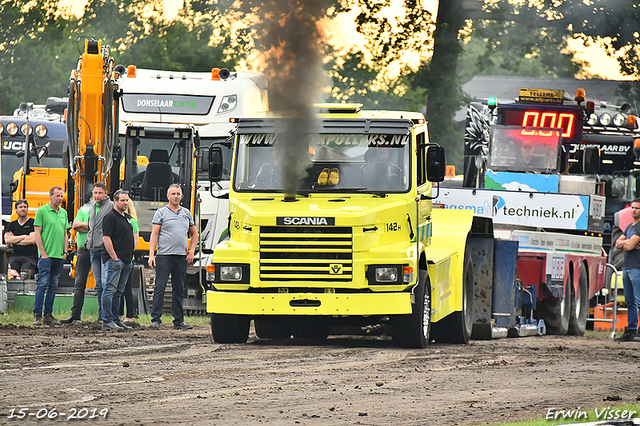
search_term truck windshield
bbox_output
[233,133,411,193]
[124,131,192,238]
[489,125,562,173]
[1,120,67,217]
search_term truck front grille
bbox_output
[259,226,353,282]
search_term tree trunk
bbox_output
[423,0,466,164]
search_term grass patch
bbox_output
[490,402,640,426]
[0,307,210,327]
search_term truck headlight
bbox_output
[218,94,238,113]
[220,266,243,281]
[613,113,626,127]
[6,122,19,135]
[20,123,32,135]
[599,113,612,126]
[376,267,398,282]
[208,264,250,284]
[367,265,404,285]
[35,124,47,137]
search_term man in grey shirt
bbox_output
[148,183,198,330]
[85,182,114,322]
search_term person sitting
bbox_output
[4,199,38,279]
[361,148,404,189]
[517,141,545,170]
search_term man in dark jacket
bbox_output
[85,182,113,323]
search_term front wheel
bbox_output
[211,314,250,343]
[392,270,431,348]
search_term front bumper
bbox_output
[206,291,413,316]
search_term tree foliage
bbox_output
[1,0,639,171]
[552,0,640,77]
[327,49,425,111]
[0,0,239,114]
[0,0,78,113]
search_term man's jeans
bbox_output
[622,268,640,330]
[34,257,64,315]
[70,248,91,319]
[151,255,187,324]
[90,250,105,321]
[101,258,133,324]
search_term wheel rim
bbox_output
[422,289,431,338]
[464,266,474,332]
[560,282,569,317]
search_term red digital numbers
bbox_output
[520,111,575,138]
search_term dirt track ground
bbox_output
[0,322,639,426]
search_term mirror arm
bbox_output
[420,182,440,200]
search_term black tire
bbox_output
[392,270,431,348]
[211,314,250,343]
[254,318,292,339]
[431,255,474,344]
[568,267,588,336]
[537,278,571,335]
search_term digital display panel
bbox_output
[501,105,582,145]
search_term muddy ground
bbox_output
[0,322,639,426]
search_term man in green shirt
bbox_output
[61,198,92,324]
[33,186,69,325]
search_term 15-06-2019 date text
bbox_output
[6,407,109,421]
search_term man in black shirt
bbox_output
[4,199,38,278]
[101,190,134,331]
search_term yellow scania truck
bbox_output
[205,104,527,347]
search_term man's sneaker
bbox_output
[614,329,636,342]
[60,317,80,325]
[173,322,193,330]
[115,320,132,330]
[33,313,42,326]
[150,322,161,329]
[102,321,122,332]
[43,313,61,326]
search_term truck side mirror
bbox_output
[426,146,446,183]
[209,146,223,182]
[583,146,600,175]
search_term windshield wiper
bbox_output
[325,187,388,196]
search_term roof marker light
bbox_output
[127,65,137,78]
